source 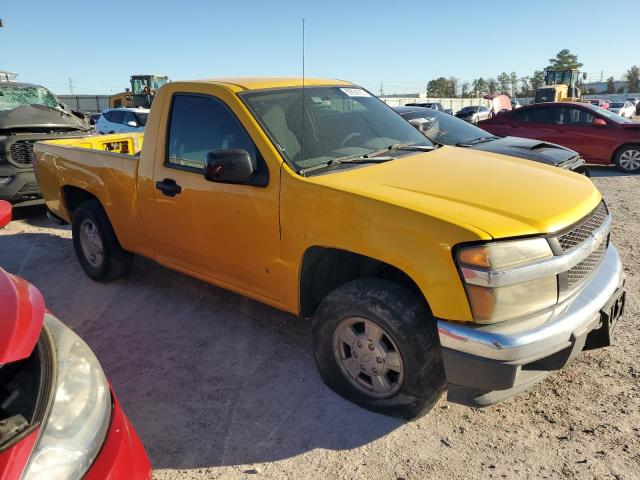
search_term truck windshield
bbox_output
[0,85,63,112]
[242,86,433,171]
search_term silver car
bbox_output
[455,105,492,124]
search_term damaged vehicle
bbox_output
[395,106,589,175]
[0,82,91,205]
[0,200,151,478]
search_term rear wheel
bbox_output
[72,200,133,281]
[312,278,445,419]
[614,145,640,173]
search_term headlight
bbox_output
[457,238,557,324]
[23,314,111,480]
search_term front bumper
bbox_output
[84,388,152,479]
[0,170,42,205]
[437,244,625,407]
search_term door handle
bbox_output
[155,178,182,197]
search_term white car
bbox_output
[95,107,149,134]
[608,101,636,119]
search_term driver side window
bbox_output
[166,94,258,170]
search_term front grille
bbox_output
[551,201,611,296]
[566,237,607,288]
[9,141,36,165]
[557,202,608,251]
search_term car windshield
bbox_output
[0,85,63,112]
[610,103,624,108]
[399,108,494,145]
[459,106,478,113]
[134,112,148,126]
[242,86,433,171]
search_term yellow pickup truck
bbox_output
[33,78,626,418]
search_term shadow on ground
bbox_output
[0,224,404,470]
[587,165,636,178]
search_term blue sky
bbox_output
[1,0,637,95]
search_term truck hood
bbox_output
[309,146,601,239]
[470,136,579,168]
[0,104,87,131]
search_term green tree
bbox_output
[530,70,546,92]
[427,77,449,97]
[547,49,583,70]
[487,78,497,94]
[626,65,640,93]
[518,77,531,96]
[461,82,470,98]
[447,76,459,97]
[606,76,615,94]
[472,78,488,96]
[616,86,625,94]
[509,71,518,96]
[497,72,510,94]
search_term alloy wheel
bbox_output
[333,317,404,398]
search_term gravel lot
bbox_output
[0,167,638,480]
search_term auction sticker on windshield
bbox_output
[340,88,371,97]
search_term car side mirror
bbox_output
[204,149,256,183]
[592,118,607,127]
[126,121,138,127]
[0,200,12,228]
[408,118,430,133]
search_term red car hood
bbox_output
[0,201,44,364]
[0,269,44,365]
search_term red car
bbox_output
[481,102,640,173]
[0,200,151,479]
[588,99,610,110]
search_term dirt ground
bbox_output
[1,167,638,480]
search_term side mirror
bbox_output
[408,118,430,133]
[126,120,138,127]
[592,118,607,127]
[204,149,256,183]
[0,200,12,228]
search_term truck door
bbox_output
[149,92,283,305]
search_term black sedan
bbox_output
[394,106,589,175]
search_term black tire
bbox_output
[312,278,445,419]
[71,199,133,281]
[613,144,640,173]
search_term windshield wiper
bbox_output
[387,143,435,152]
[299,153,394,176]
[456,136,498,146]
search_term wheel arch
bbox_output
[62,185,101,215]
[299,246,428,318]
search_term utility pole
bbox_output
[600,70,604,82]
[379,83,384,97]
[68,77,74,95]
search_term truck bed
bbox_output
[33,132,147,253]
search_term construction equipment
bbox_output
[534,69,586,103]
[109,74,169,108]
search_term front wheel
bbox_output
[614,145,640,173]
[312,279,445,419]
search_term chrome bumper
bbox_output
[437,244,624,406]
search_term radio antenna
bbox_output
[301,18,305,165]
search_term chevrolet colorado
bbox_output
[32,78,626,418]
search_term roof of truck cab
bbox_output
[189,77,354,91]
